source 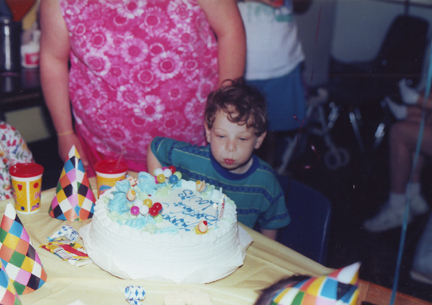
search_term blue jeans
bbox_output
[413,213,432,274]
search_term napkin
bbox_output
[0,203,47,295]
[49,146,95,221]
[271,262,360,305]
[0,258,21,305]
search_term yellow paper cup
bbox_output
[9,163,44,214]
[95,160,128,197]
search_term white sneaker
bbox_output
[410,195,430,216]
[363,202,412,232]
[410,270,432,285]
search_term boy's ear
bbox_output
[254,131,267,149]
[204,123,211,143]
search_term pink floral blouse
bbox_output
[59,0,219,170]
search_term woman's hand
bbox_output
[58,133,89,168]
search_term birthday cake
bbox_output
[80,167,251,283]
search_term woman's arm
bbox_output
[198,0,246,86]
[261,229,277,240]
[40,0,88,166]
[147,143,163,175]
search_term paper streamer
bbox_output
[125,286,146,305]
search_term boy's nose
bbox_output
[226,140,236,152]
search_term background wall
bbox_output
[296,0,337,87]
[297,0,432,87]
[331,0,432,62]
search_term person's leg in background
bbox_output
[363,120,430,232]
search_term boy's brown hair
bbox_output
[204,78,268,136]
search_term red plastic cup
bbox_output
[95,160,128,197]
[9,163,44,214]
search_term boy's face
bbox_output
[205,109,266,174]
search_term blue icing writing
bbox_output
[164,200,216,231]
[163,214,193,230]
[178,189,194,200]
[180,205,216,222]
[177,190,216,210]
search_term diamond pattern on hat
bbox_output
[0,203,46,295]
[0,258,21,305]
[49,146,95,221]
[270,263,360,305]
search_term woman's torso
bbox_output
[59,0,218,163]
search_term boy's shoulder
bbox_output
[254,156,279,178]
[244,156,282,191]
[152,137,210,158]
[153,137,205,149]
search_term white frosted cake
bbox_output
[80,169,252,284]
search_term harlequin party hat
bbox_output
[0,203,47,295]
[271,262,360,305]
[49,145,95,221]
[0,258,21,305]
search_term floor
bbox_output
[27,100,432,303]
[267,101,432,303]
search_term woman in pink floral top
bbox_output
[40,0,246,175]
[0,122,34,200]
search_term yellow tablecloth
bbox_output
[0,177,331,305]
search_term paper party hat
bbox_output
[271,262,360,305]
[0,258,21,305]
[0,203,47,295]
[49,146,95,221]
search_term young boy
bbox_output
[147,79,290,239]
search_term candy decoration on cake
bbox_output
[0,258,21,305]
[195,220,209,235]
[153,166,181,185]
[125,285,146,305]
[0,203,47,295]
[270,262,360,305]
[49,146,95,221]
[196,180,207,192]
[126,190,163,219]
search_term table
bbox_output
[0,176,430,305]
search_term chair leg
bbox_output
[276,134,300,175]
[349,110,365,152]
[373,122,386,150]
